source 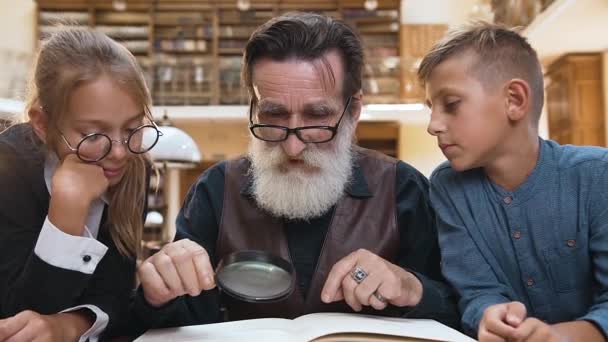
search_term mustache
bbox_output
[264,144,328,168]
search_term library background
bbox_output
[1,0,607,256]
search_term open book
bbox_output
[135,312,475,342]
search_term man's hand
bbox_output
[138,239,216,307]
[0,310,92,342]
[321,249,423,312]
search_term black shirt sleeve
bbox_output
[394,161,461,329]
[133,161,227,329]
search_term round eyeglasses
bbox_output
[248,96,352,143]
[60,123,163,163]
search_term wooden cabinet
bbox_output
[356,121,399,157]
[546,53,605,146]
[36,0,403,105]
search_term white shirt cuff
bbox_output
[34,216,108,274]
[61,305,109,342]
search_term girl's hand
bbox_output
[0,310,93,342]
[48,154,109,235]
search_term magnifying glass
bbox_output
[215,250,296,303]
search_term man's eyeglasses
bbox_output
[60,121,163,163]
[249,96,352,143]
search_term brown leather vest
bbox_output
[217,147,400,320]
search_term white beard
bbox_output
[248,118,355,220]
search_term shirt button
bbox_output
[512,230,522,239]
[526,277,535,287]
[82,255,92,263]
[503,196,513,204]
[566,239,576,247]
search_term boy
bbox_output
[419,22,608,341]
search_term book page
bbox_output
[313,332,447,342]
[291,312,475,342]
[135,318,297,342]
[135,313,476,342]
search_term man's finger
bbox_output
[353,269,382,307]
[368,289,389,311]
[165,245,202,296]
[341,274,362,311]
[180,240,215,290]
[152,252,186,295]
[321,252,358,303]
[138,260,172,306]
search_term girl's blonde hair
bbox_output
[26,27,152,259]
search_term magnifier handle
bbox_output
[218,289,229,322]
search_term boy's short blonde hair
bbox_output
[418,22,544,122]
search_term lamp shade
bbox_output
[0,98,24,114]
[144,210,164,227]
[144,125,201,163]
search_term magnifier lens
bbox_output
[216,250,295,302]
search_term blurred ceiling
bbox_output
[524,0,608,66]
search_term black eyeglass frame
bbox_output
[248,96,353,144]
[59,120,163,163]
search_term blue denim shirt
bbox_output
[430,139,608,337]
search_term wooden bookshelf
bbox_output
[35,0,407,105]
[399,24,448,102]
[341,0,401,104]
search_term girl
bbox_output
[0,27,159,341]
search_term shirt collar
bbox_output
[44,153,109,204]
[484,137,549,204]
[240,154,373,199]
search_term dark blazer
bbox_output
[0,123,143,339]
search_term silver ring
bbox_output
[351,266,368,284]
[373,291,387,303]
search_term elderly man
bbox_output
[134,12,459,329]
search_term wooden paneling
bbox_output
[603,52,608,143]
[546,53,605,146]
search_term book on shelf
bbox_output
[135,312,475,342]
[39,11,89,24]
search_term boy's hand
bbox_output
[478,301,527,341]
[138,239,216,307]
[511,318,562,342]
[321,248,423,312]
